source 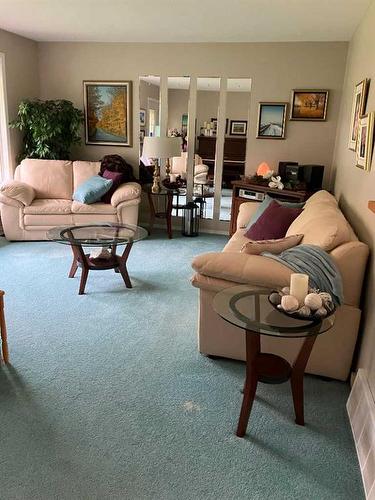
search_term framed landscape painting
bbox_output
[348,78,370,151]
[83,81,132,146]
[257,103,287,139]
[290,90,328,121]
[356,112,374,171]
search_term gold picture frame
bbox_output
[290,90,329,121]
[348,78,370,151]
[356,112,374,171]
[256,102,288,139]
[83,80,132,147]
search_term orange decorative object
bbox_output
[256,162,272,176]
[369,201,375,213]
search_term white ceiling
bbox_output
[0,0,371,42]
[140,76,252,92]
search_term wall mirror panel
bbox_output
[219,78,251,221]
[167,76,190,217]
[139,75,161,142]
[195,77,221,220]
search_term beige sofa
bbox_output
[191,190,369,381]
[0,159,141,241]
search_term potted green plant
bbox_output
[10,99,84,162]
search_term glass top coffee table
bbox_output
[47,223,147,295]
[213,285,335,437]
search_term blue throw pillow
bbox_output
[73,175,113,204]
[245,194,305,230]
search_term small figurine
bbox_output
[268,176,284,190]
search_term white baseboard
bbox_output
[347,369,375,498]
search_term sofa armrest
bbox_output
[0,193,23,208]
[111,182,142,207]
[237,201,261,229]
[192,252,292,289]
[194,164,209,176]
[0,180,35,206]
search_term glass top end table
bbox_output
[47,223,147,295]
[213,285,335,437]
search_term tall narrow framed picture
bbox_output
[356,112,374,171]
[83,80,132,146]
[140,108,146,127]
[348,79,370,151]
[256,103,287,139]
[290,90,328,121]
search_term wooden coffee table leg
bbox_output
[68,259,78,278]
[236,332,260,437]
[70,243,90,295]
[290,335,317,426]
[118,242,133,288]
[0,291,9,363]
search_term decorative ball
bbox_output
[297,305,311,317]
[304,293,323,311]
[319,292,332,304]
[315,307,328,318]
[269,292,282,305]
[281,287,290,295]
[281,295,299,312]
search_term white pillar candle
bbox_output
[290,273,309,305]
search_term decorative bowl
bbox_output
[268,290,336,322]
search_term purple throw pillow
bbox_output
[244,200,302,240]
[101,170,125,203]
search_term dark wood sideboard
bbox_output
[196,136,246,188]
[229,180,310,236]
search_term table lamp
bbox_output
[142,137,182,193]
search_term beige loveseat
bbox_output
[0,159,142,241]
[191,190,369,381]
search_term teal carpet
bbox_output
[0,231,363,500]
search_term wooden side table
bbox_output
[0,290,9,363]
[144,186,184,239]
[213,286,335,437]
[230,180,310,236]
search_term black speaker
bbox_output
[278,162,324,191]
[299,165,324,191]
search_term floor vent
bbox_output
[347,369,375,498]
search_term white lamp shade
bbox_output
[142,136,181,159]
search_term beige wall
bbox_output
[332,0,375,395]
[37,42,348,185]
[0,28,39,173]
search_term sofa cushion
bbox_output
[0,180,35,206]
[73,175,113,204]
[245,200,302,240]
[24,199,72,215]
[73,161,101,191]
[241,234,303,255]
[15,159,73,199]
[245,194,305,230]
[101,170,125,204]
[286,202,353,251]
[71,201,117,214]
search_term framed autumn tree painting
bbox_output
[83,81,132,146]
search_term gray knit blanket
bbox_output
[262,244,343,305]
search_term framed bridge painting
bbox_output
[83,81,132,147]
[256,102,287,139]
